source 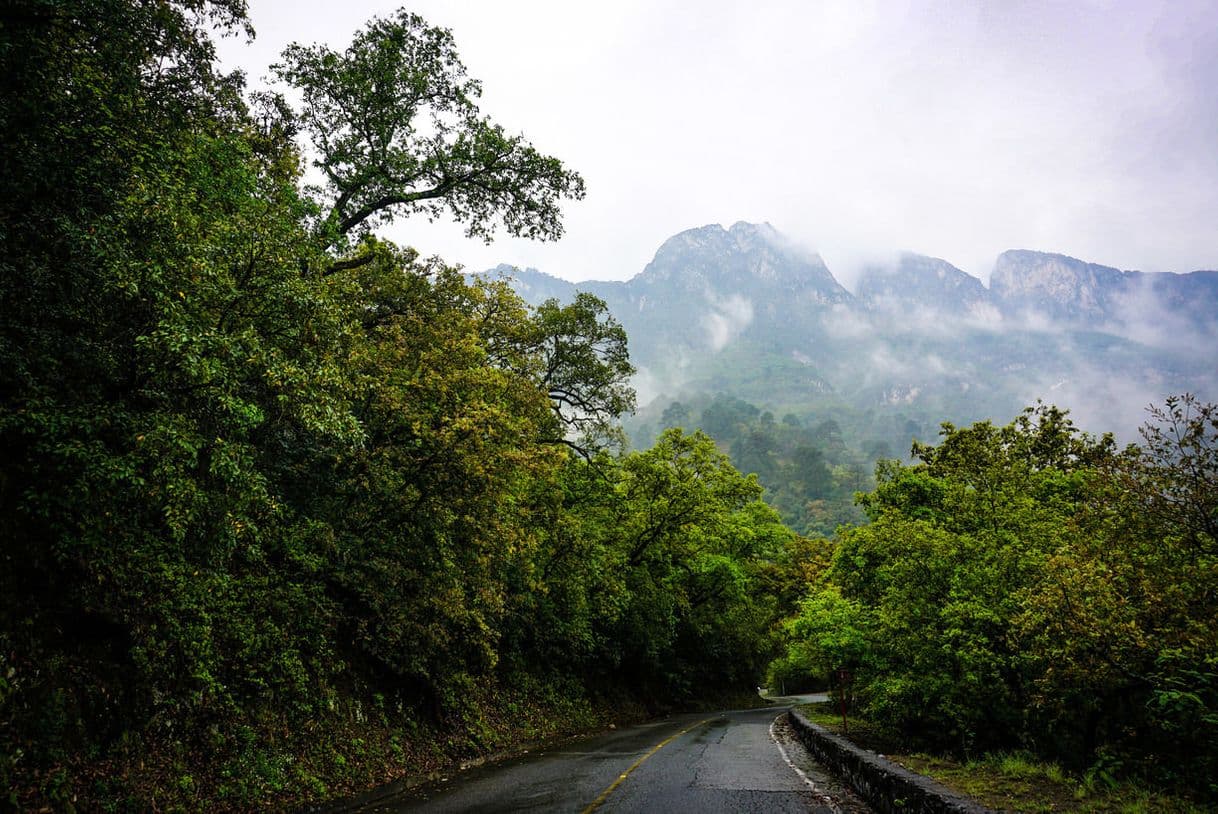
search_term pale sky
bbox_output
[216,0,1218,285]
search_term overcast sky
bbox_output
[216,0,1218,285]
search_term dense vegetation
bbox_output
[776,398,1218,801]
[641,393,892,535]
[0,3,799,809]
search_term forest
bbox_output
[0,3,803,808]
[1,2,1214,810]
[633,395,865,536]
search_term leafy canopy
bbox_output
[273,10,586,251]
[779,399,1218,798]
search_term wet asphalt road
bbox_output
[347,697,871,813]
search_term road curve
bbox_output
[350,704,871,813]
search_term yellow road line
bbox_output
[580,718,712,814]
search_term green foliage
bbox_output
[779,586,870,689]
[0,4,796,809]
[500,429,799,704]
[513,293,636,453]
[779,400,1218,800]
[1122,394,1218,556]
[272,9,585,247]
[646,393,870,535]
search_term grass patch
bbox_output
[891,751,1205,813]
[795,701,901,754]
[797,702,1204,813]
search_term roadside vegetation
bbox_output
[780,398,1218,806]
[0,3,805,809]
[798,702,1205,813]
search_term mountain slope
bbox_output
[992,250,1218,336]
[857,252,996,318]
[478,223,1217,441]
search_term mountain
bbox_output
[856,253,996,318]
[478,223,1218,444]
[482,263,578,303]
[991,250,1127,322]
[992,250,1218,335]
[485,222,855,369]
[634,222,851,308]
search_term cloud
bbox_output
[1018,358,1197,445]
[822,298,1003,343]
[1104,274,1218,355]
[629,344,696,409]
[702,294,754,351]
[629,364,667,411]
[821,304,872,340]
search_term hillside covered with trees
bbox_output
[638,394,884,536]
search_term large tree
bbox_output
[0,1,597,807]
[272,9,585,266]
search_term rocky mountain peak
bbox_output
[727,220,780,250]
[637,222,850,305]
[478,263,577,303]
[856,253,994,316]
[990,250,1128,321]
[476,223,1218,421]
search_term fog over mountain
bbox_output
[479,222,1217,445]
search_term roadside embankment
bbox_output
[788,709,995,814]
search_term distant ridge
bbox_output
[484,224,1216,328]
[475,222,1217,439]
[855,253,994,317]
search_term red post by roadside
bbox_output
[835,667,852,734]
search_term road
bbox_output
[344,696,871,813]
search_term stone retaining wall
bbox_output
[787,709,995,814]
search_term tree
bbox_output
[607,429,790,698]
[700,395,759,440]
[731,428,778,480]
[0,2,363,804]
[792,405,1116,753]
[0,2,811,808]
[272,9,585,263]
[862,439,893,461]
[661,400,691,429]
[0,2,596,806]
[789,445,832,498]
[310,257,562,715]
[811,418,845,454]
[1123,393,1217,556]
[1014,396,1218,788]
[521,294,635,454]
[781,400,1218,798]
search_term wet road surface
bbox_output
[349,699,871,813]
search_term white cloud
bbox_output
[629,364,667,411]
[1104,275,1218,353]
[702,294,754,351]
